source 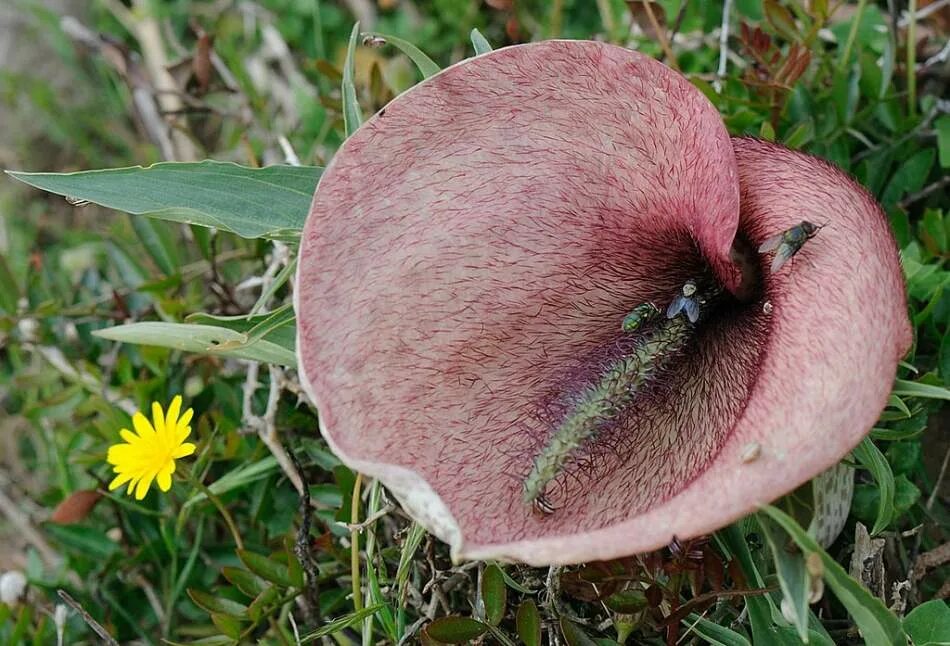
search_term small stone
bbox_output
[0,570,27,605]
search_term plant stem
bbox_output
[350,472,364,614]
[837,0,867,73]
[183,466,244,550]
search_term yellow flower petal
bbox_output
[172,442,196,459]
[165,396,182,434]
[175,424,192,445]
[151,401,166,438]
[156,462,175,491]
[132,412,155,440]
[108,472,134,491]
[119,429,138,444]
[178,407,194,428]
[107,444,134,465]
[134,472,155,500]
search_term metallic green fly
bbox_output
[621,302,659,333]
[758,221,823,273]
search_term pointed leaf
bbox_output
[481,564,507,626]
[470,28,492,55]
[6,162,321,239]
[516,600,542,646]
[93,322,296,366]
[424,617,490,643]
[362,31,440,78]
[760,505,906,646]
[187,589,248,617]
[236,550,294,588]
[343,23,363,137]
[852,438,895,535]
[221,567,267,598]
[300,605,383,642]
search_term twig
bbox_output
[668,0,689,44]
[241,362,304,495]
[898,0,949,26]
[343,505,396,532]
[715,0,733,91]
[898,176,950,210]
[290,450,321,625]
[57,590,120,646]
[642,1,678,70]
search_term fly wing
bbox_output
[683,299,700,323]
[770,243,796,273]
[666,296,686,320]
[758,232,784,253]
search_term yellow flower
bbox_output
[106,396,196,500]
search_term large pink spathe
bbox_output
[295,41,910,565]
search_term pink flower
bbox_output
[295,41,910,565]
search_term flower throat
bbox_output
[523,277,725,515]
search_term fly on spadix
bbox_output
[758,221,823,273]
[666,280,701,323]
[622,302,659,333]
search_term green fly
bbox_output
[621,302,659,333]
[758,221,823,273]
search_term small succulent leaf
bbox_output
[236,549,294,588]
[221,567,266,598]
[246,584,280,622]
[210,613,244,639]
[187,589,248,617]
[516,600,542,646]
[424,616,490,643]
[559,617,598,646]
[481,564,507,626]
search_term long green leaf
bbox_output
[892,378,950,401]
[183,457,279,509]
[760,505,906,646]
[852,437,896,534]
[362,31,440,78]
[757,513,810,641]
[684,614,751,646]
[93,322,296,366]
[343,23,363,137]
[301,605,383,642]
[6,161,321,239]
